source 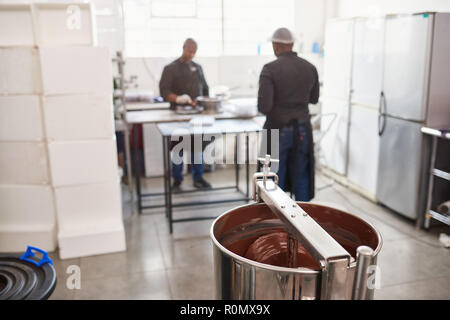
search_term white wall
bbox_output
[335,0,450,18]
[86,0,327,97]
[293,0,330,81]
[91,0,124,55]
[124,55,276,98]
[295,0,325,53]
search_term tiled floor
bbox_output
[49,167,450,300]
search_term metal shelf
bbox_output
[433,168,450,181]
[421,127,450,139]
[422,126,450,229]
[428,210,450,226]
[112,51,134,213]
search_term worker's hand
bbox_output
[176,94,192,105]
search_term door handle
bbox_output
[378,91,386,136]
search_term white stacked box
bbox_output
[0,3,125,257]
[0,4,35,46]
[0,98,55,250]
[33,2,94,47]
[0,96,43,141]
[0,53,55,251]
[0,47,42,95]
[43,94,114,141]
[58,220,125,260]
[48,140,119,187]
[55,180,126,259]
[0,185,56,252]
[0,142,49,185]
[54,181,122,229]
[39,47,112,96]
[36,35,124,258]
[0,2,95,47]
[42,47,125,258]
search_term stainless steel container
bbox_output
[196,96,223,113]
[211,202,382,300]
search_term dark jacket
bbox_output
[257,51,319,129]
[257,51,319,201]
[159,58,209,109]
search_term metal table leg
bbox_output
[246,133,250,198]
[165,136,174,233]
[424,135,438,229]
[162,133,169,218]
[123,123,134,214]
[133,124,142,214]
[235,134,240,191]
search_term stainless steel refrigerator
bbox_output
[376,13,450,220]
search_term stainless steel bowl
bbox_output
[196,96,223,112]
[211,202,382,300]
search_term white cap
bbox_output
[269,27,295,44]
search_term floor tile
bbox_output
[377,238,450,287]
[374,276,450,300]
[166,264,215,300]
[159,236,214,270]
[47,253,80,300]
[79,244,166,280]
[73,270,172,300]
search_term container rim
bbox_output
[210,201,383,274]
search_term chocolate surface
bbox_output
[244,232,321,270]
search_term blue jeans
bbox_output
[172,150,204,182]
[277,122,310,201]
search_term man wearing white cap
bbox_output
[257,27,320,201]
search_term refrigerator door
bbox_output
[382,14,430,121]
[426,13,450,129]
[351,17,385,107]
[323,19,354,99]
[376,116,422,219]
[348,105,380,197]
[320,97,350,175]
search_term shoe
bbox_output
[193,177,212,189]
[172,180,182,193]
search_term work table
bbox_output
[125,109,262,124]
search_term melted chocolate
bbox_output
[244,232,321,270]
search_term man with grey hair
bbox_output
[159,38,211,191]
[257,27,320,201]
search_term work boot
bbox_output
[172,180,182,193]
[193,177,212,189]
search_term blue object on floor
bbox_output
[20,246,53,267]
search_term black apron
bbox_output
[260,120,315,201]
